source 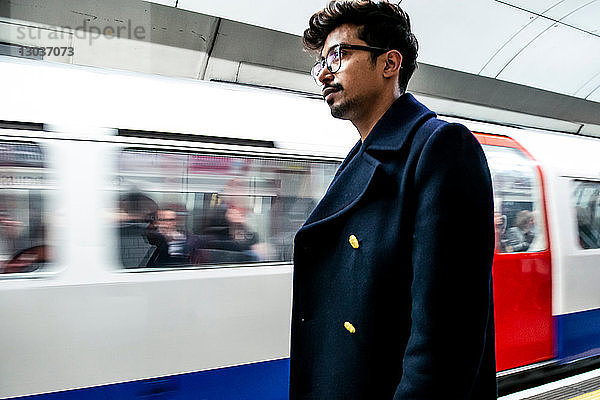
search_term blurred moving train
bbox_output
[1,56,600,399]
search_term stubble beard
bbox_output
[329,97,360,120]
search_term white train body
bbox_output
[1,57,600,399]
[0,56,354,399]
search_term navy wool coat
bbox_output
[290,94,496,399]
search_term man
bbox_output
[290,1,496,399]
[155,207,206,266]
[505,210,535,253]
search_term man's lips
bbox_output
[322,86,340,100]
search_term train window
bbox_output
[115,150,338,269]
[482,145,547,254]
[573,181,600,250]
[0,142,52,274]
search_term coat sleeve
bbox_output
[394,123,495,399]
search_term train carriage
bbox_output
[1,56,600,398]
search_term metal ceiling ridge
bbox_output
[494,0,600,39]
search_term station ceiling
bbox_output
[157,0,600,103]
[1,0,599,135]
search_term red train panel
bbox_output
[474,132,553,372]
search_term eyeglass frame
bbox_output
[311,43,391,84]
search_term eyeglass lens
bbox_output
[312,45,342,82]
[327,46,341,73]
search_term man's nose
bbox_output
[318,65,333,85]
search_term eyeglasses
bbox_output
[311,44,390,84]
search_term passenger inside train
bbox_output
[118,194,267,267]
[575,183,600,249]
[505,210,536,253]
[155,207,205,266]
[200,201,261,264]
[115,149,337,268]
[118,191,164,268]
[0,142,50,273]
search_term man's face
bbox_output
[157,210,176,232]
[317,24,385,120]
[527,217,535,231]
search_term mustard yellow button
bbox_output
[344,321,356,334]
[348,235,359,249]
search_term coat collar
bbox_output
[297,93,435,236]
[362,92,436,153]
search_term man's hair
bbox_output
[303,0,418,92]
[515,210,533,230]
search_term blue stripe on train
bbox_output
[555,308,600,362]
[12,358,290,400]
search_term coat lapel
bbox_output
[298,93,436,234]
[300,148,380,232]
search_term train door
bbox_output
[475,133,553,372]
[553,178,600,361]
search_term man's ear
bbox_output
[383,50,402,79]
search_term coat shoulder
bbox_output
[416,119,473,146]
[414,119,483,161]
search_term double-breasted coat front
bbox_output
[290,94,496,399]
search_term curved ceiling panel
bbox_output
[497,24,600,95]
[150,0,176,5]
[401,0,532,74]
[502,0,598,22]
[559,0,600,33]
[479,17,554,77]
[542,0,600,23]
[588,85,600,102]
[576,70,600,98]
[176,0,323,36]
[500,0,564,14]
